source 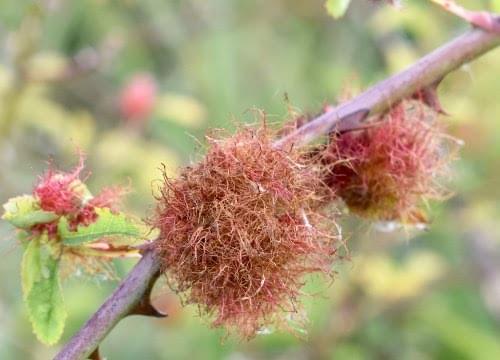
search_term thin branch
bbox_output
[55,27,500,360]
[275,27,500,148]
[54,250,160,360]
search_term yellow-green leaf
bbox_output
[2,195,58,229]
[325,0,351,19]
[26,242,66,345]
[58,208,143,246]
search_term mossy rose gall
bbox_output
[153,126,339,339]
[322,100,456,224]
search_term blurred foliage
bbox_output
[0,0,500,359]
[325,0,352,19]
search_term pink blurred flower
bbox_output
[119,73,157,122]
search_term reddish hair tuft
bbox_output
[153,126,339,339]
[322,100,456,224]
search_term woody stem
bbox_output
[55,27,500,360]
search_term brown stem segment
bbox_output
[275,28,500,148]
[54,250,160,360]
[55,27,500,360]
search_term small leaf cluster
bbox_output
[1,157,147,345]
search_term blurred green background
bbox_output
[1,1,500,359]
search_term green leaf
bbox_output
[2,195,58,229]
[58,208,143,246]
[21,237,42,300]
[26,240,66,345]
[325,0,351,19]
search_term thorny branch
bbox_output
[54,250,161,360]
[55,27,500,360]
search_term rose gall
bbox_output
[153,126,339,339]
[322,100,455,224]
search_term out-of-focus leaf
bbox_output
[58,208,143,246]
[0,64,12,97]
[420,298,500,359]
[493,0,500,12]
[353,251,445,301]
[370,4,445,49]
[325,0,351,19]
[155,93,206,128]
[331,344,367,360]
[383,41,419,73]
[26,51,67,81]
[2,195,58,229]
[26,239,66,345]
[95,130,178,196]
[17,85,96,150]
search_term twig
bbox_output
[54,250,160,360]
[55,27,500,360]
[275,28,500,148]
